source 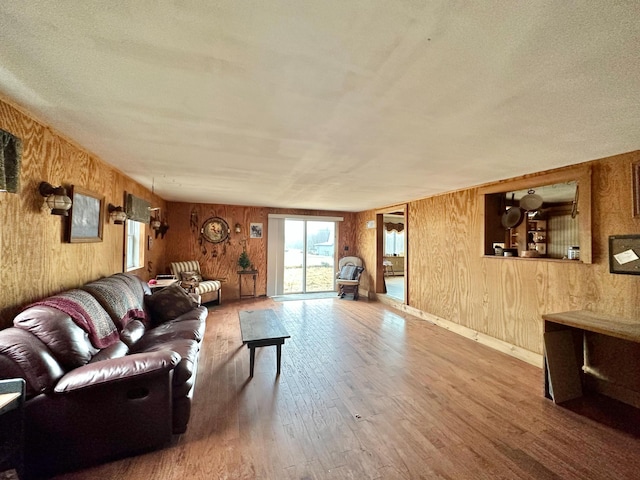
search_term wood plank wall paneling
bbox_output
[353,210,378,296]
[0,97,166,327]
[165,202,356,300]
[353,151,640,402]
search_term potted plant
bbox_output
[238,250,251,271]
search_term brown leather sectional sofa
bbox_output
[0,273,208,478]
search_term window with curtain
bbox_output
[0,129,22,193]
[385,230,405,256]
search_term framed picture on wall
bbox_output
[250,223,263,238]
[609,235,640,275]
[66,186,105,243]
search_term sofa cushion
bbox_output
[132,319,205,351]
[14,306,99,369]
[144,283,199,325]
[89,341,129,363]
[195,280,221,294]
[83,276,146,330]
[119,319,146,348]
[0,327,65,397]
[27,289,120,350]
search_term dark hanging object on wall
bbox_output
[156,217,170,239]
[502,206,525,229]
[0,128,22,193]
[501,193,524,229]
[198,236,207,255]
[190,208,199,234]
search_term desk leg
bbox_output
[249,346,255,378]
[276,344,282,375]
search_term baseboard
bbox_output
[374,296,543,368]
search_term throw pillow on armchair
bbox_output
[179,271,202,292]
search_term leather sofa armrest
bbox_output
[27,350,178,477]
[54,350,180,393]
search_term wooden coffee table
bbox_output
[239,309,290,377]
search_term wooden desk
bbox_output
[542,310,640,403]
[239,309,290,377]
[238,270,258,298]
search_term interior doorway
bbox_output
[376,205,407,304]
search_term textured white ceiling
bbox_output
[0,2,638,211]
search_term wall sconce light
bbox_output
[39,181,72,216]
[108,204,127,224]
[149,207,161,230]
[235,223,242,233]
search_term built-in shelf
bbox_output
[483,255,583,263]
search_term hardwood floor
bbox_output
[55,298,640,479]
[383,275,404,301]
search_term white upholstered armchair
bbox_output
[170,260,222,305]
[336,256,364,300]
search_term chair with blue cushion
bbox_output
[336,256,364,300]
[170,260,222,305]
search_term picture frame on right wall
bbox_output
[250,223,263,238]
[609,235,640,275]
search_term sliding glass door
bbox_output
[283,219,335,294]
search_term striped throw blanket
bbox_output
[83,275,146,330]
[34,289,119,348]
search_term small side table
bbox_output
[148,278,178,293]
[238,270,258,298]
[0,379,25,480]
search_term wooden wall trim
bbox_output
[477,163,591,195]
[375,213,385,293]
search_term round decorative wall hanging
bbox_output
[201,217,230,244]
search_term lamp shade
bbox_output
[39,182,72,216]
[108,204,127,224]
